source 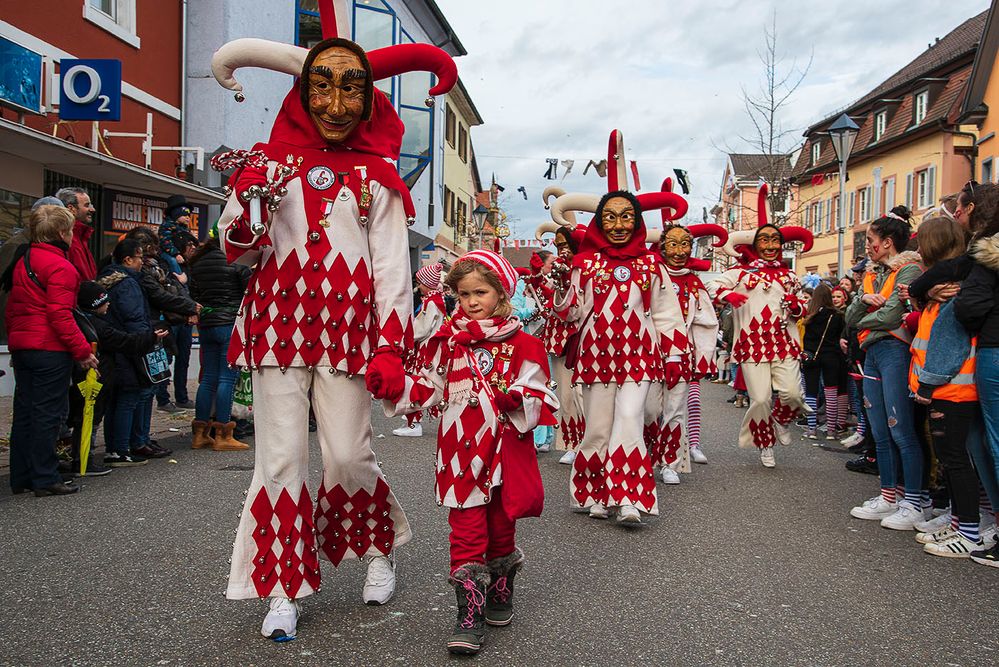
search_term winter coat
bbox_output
[187,246,251,328]
[0,228,29,341]
[97,264,154,388]
[955,233,999,348]
[138,257,198,325]
[5,242,90,360]
[845,250,923,350]
[74,309,159,388]
[802,307,845,358]
[69,221,97,281]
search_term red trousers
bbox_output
[447,486,516,572]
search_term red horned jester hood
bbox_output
[720,184,813,265]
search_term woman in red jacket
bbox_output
[3,205,96,496]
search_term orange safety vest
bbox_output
[908,302,977,402]
[857,263,918,346]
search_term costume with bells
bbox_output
[705,186,813,460]
[643,178,728,477]
[550,130,689,519]
[395,262,448,434]
[209,2,459,628]
[536,187,586,453]
[382,250,558,654]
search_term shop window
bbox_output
[83,0,139,48]
[295,0,323,48]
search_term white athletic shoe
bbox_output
[660,467,680,484]
[980,524,998,546]
[923,533,983,558]
[588,503,609,520]
[261,597,300,641]
[850,496,897,520]
[690,447,708,464]
[840,432,864,448]
[535,441,552,453]
[880,503,928,531]
[914,511,952,533]
[759,447,776,468]
[616,504,641,524]
[558,450,577,465]
[773,422,791,446]
[362,554,396,605]
[915,527,957,545]
[392,423,423,438]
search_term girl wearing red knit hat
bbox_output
[379,249,559,655]
[392,261,448,437]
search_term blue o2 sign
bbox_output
[59,59,122,121]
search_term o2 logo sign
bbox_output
[58,59,122,121]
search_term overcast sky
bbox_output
[435,0,990,239]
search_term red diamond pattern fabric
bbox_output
[605,446,657,513]
[248,484,321,599]
[543,315,575,357]
[659,422,683,467]
[644,420,664,468]
[771,397,799,425]
[314,478,396,565]
[560,414,584,451]
[748,418,776,450]
[571,450,608,507]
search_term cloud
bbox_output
[435,0,990,237]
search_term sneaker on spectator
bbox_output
[970,542,999,568]
[690,447,707,464]
[914,511,951,533]
[980,524,998,546]
[845,455,878,475]
[840,432,864,448]
[850,496,897,520]
[923,534,983,558]
[535,441,552,453]
[802,428,818,440]
[558,450,576,465]
[915,527,957,545]
[157,402,181,414]
[71,459,112,477]
[880,503,927,531]
[175,400,195,410]
[105,452,148,467]
[660,467,680,484]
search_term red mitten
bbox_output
[492,390,523,413]
[230,165,270,226]
[782,294,805,317]
[722,292,748,309]
[529,252,544,274]
[365,352,405,401]
[664,361,684,389]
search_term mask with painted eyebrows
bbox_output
[661,226,693,269]
[305,45,370,142]
[754,225,783,262]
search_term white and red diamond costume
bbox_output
[706,186,813,454]
[208,11,458,603]
[644,182,728,475]
[549,131,689,517]
[399,262,448,429]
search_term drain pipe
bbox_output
[942,123,979,178]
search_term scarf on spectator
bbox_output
[443,311,521,404]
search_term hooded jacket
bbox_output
[955,233,999,348]
[844,250,923,350]
[69,221,97,281]
[188,245,251,328]
[96,265,155,388]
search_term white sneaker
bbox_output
[535,441,552,453]
[880,503,928,531]
[690,447,708,464]
[660,467,680,484]
[850,496,898,520]
[980,524,998,546]
[392,423,422,437]
[914,510,951,533]
[759,447,776,468]
[915,527,957,545]
[773,422,791,446]
[923,533,983,558]
[558,450,577,465]
[362,554,396,605]
[588,504,609,520]
[840,432,864,448]
[616,504,641,524]
[261,597,300,640]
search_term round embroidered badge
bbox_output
[472,347,494,374]
[613,266,632,282]
[306,166,335,190]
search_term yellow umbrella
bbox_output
[78,343,102,476]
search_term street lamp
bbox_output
[828,113,860,278]
[471,203,489,249]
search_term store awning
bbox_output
[0,117,225,204]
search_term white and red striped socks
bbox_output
[687,381,701,451]
[823,387,839,432]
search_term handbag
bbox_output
[142,343,171,383]
[801,310,833,366]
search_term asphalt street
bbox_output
[1,382,996,667]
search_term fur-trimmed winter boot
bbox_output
[447,563,490,655]
[485,547,524,627]
[211,422,250,451]
[191,420,215,449]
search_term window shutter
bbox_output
[872,167,882,216]
[826,198,833,232]
[817,200,824,234]
[905,173,913,209]
[848,191,856,227]
[885,177,895,211]
[927,165,937,206]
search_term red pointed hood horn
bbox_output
[367,44,459,98]
[685,224,729,247]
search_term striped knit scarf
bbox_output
[445,313,521,405]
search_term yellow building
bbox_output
[435,77,483,265]
[961,1,999,183]
[793,11,984,276]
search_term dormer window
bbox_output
[811,141,821,166]
[875,111,887,141]
[914,90,929,125]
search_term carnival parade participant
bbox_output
[549,132,688,523]
[381,250,558,655]
[845,207,926,529]
[393,261,448,437]
[707,185,813,468]
[645,188,727,481]
[209,1,458,641]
